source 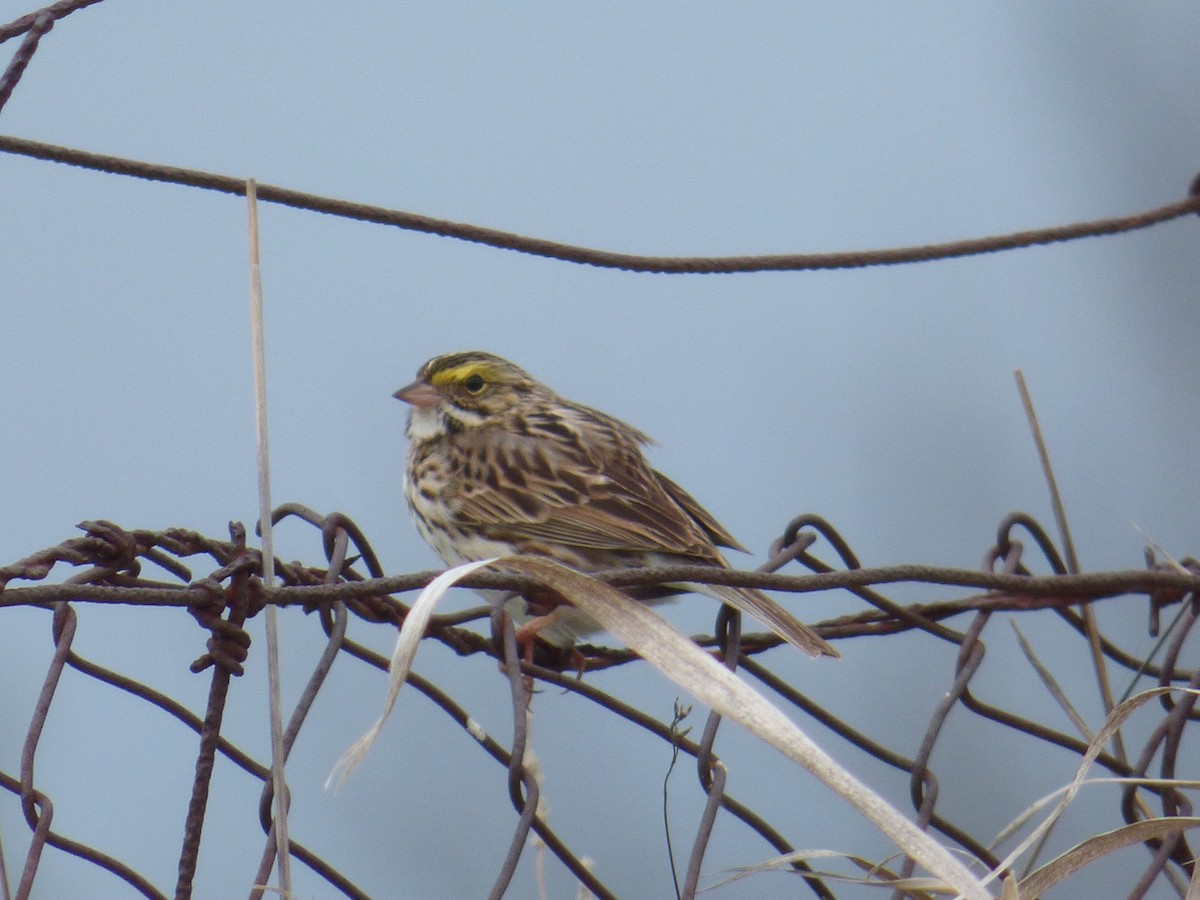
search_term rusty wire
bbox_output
[3,3,1200,897]
[1,512,1198,898]
[2,2,1200,277]
[1,128,1197,275]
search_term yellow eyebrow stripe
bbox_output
[429,362,495,387]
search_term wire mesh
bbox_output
[1,511,1198,898]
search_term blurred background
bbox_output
[2,3,1198,897]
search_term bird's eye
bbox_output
[464,374,486,394]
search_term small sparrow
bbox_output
[395,351,837,659]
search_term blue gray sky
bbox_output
[2,4,1198,898]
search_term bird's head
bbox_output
[395,351,548,436]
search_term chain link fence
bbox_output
[2,510,1198,898]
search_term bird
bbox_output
[394,351,838,660]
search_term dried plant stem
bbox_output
[247,179,292,892]
[1015,370,1126,765]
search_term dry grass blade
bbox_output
[1188,849,1200,900]
[328,556,989,895]
[714,849,944,897]
[499,557,991,899]
[985,687,1200,888]
[1017,817,1200,897]
[326,558,497,788]
[990,775,1200,861]
[1007,620,1091,878]
[1015,369,1124,766]
[1013,371,1079,574]
[246,178,291,892]
[1010,620,1093,741]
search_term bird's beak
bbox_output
[393,379,441,409]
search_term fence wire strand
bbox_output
[2,4,1199,277]
[2,130,1197,275]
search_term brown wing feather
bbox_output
[445,397,839,659]
[450,403,722,562]
[652,471,747,553]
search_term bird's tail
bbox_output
[694,582,839,659]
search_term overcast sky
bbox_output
[2,3,1199,898]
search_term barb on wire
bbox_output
[176,524,256,900]
[5,556,1199,614]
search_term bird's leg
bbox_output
[570,647,588,680]
[508,612,563,695]
[513,609,567,659]
[515,585,570,655]
[511,587,593,681]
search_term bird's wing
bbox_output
[449,408,839,659]
[451,410,725,562]
[653,470,748,553]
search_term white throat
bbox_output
[406,406,444,442]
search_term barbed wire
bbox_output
[1,511,1197,898]
[6,552,1196,613]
